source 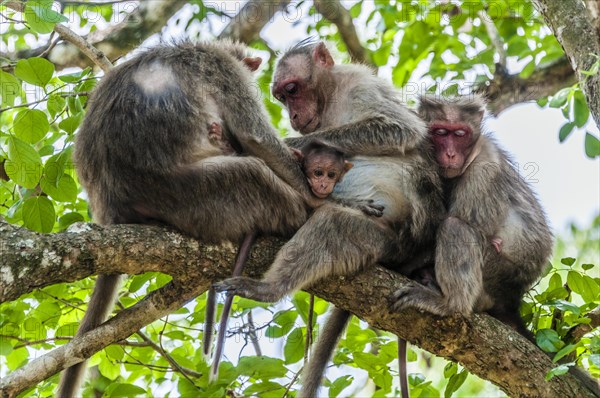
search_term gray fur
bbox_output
[214,41,445,397]
[394,94,554,332]
[61,40,310,397]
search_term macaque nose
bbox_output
[292,113,299,121]
[447,151,456,159]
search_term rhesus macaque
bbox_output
[207,121,237,155]
[62,41,315,398]
[292,140,384,217]
[394,94,554,335]
[214,40,444,398]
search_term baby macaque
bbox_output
[292,140,383,217]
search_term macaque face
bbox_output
[303,153,348,198]
[273,44,334,134]
[273,55,321,134]
[429,122,473,179]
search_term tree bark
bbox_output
[533,0,600,128]
[0,219,596,398]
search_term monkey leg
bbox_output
[393,217,484,316]
[214,204,397,302]
[157,156,308,243]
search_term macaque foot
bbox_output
[213,277,284,302]
[338,199,385,217]
[355,200,385,217]
[392,282,445,314]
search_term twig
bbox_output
[246,311,262,356]
[136,330,202,379]
[0,92,90,113]
[39,33,60,59]
[314,0,372,66]
[478,9,507,67]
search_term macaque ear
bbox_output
[291,147,304,162]
[243,57,262,72]
[343,160,353,172]
[313,42,334,69]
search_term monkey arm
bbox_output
[285,114,426,156]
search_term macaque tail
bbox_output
[209,232,257,382]
[202,288,217,363]
[298,307,351,398]
[398,338,410,398]
[57,274,124,398]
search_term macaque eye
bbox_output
[274,93,285,103]
[327,171,337,179]
[314,169,324,177]
[284,82,298,95]
[454,129,466,137]
[434,128,448,136]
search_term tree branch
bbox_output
[313,0,371,65]
[218,0,291,43]
[478,57,577,115]
[5,0,186,71]
[0,218,597,397]
[532,0,600,127]
[4,1,112,72]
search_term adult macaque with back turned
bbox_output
[214,40,444,398]
[394,95,554,335]
[62,41,314,398]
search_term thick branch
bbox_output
[479,58,577,115]
[314,0,371,65]
[0,218,596,397]
[533,0,600,128]
[218,0,291,43]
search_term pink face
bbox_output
[272,77,320,134]
[429,122,473,179]
[304,153,345,198]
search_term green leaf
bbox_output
[444,369,468,398]
[14,58,55,87]
[567,271,600,302]
[13,109,49,143]
[545,364,571,380]
[558,122,575,143]
[47,94,66,118]
[548,273,562,291]
[552,343,577,362]
[561,257,576,266]
[22,196,55,233]
[573,91,590,127]
[106,383,146,397]
[5,136,43,188]
[372,43,392,67]
[444,362,458,379]
[549,88,570,108]
[590,354,600,368]
[243,381,286,396]
[237,356,287,380]
[43,148,73,186]
[129,273,155,293]
[548,299,580,315]
[59,113,83,134]
[283,327,304,364]
[582,264,594,271]
[329,375,353,398]
[58,67,92,83]
[58,212,84,231]
[40,174,77,202]
[25,1,68,34]
[584,133,600,158]
[0,71,22,107]
[536,329,564,353]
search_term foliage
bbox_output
[0,0,598,397]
